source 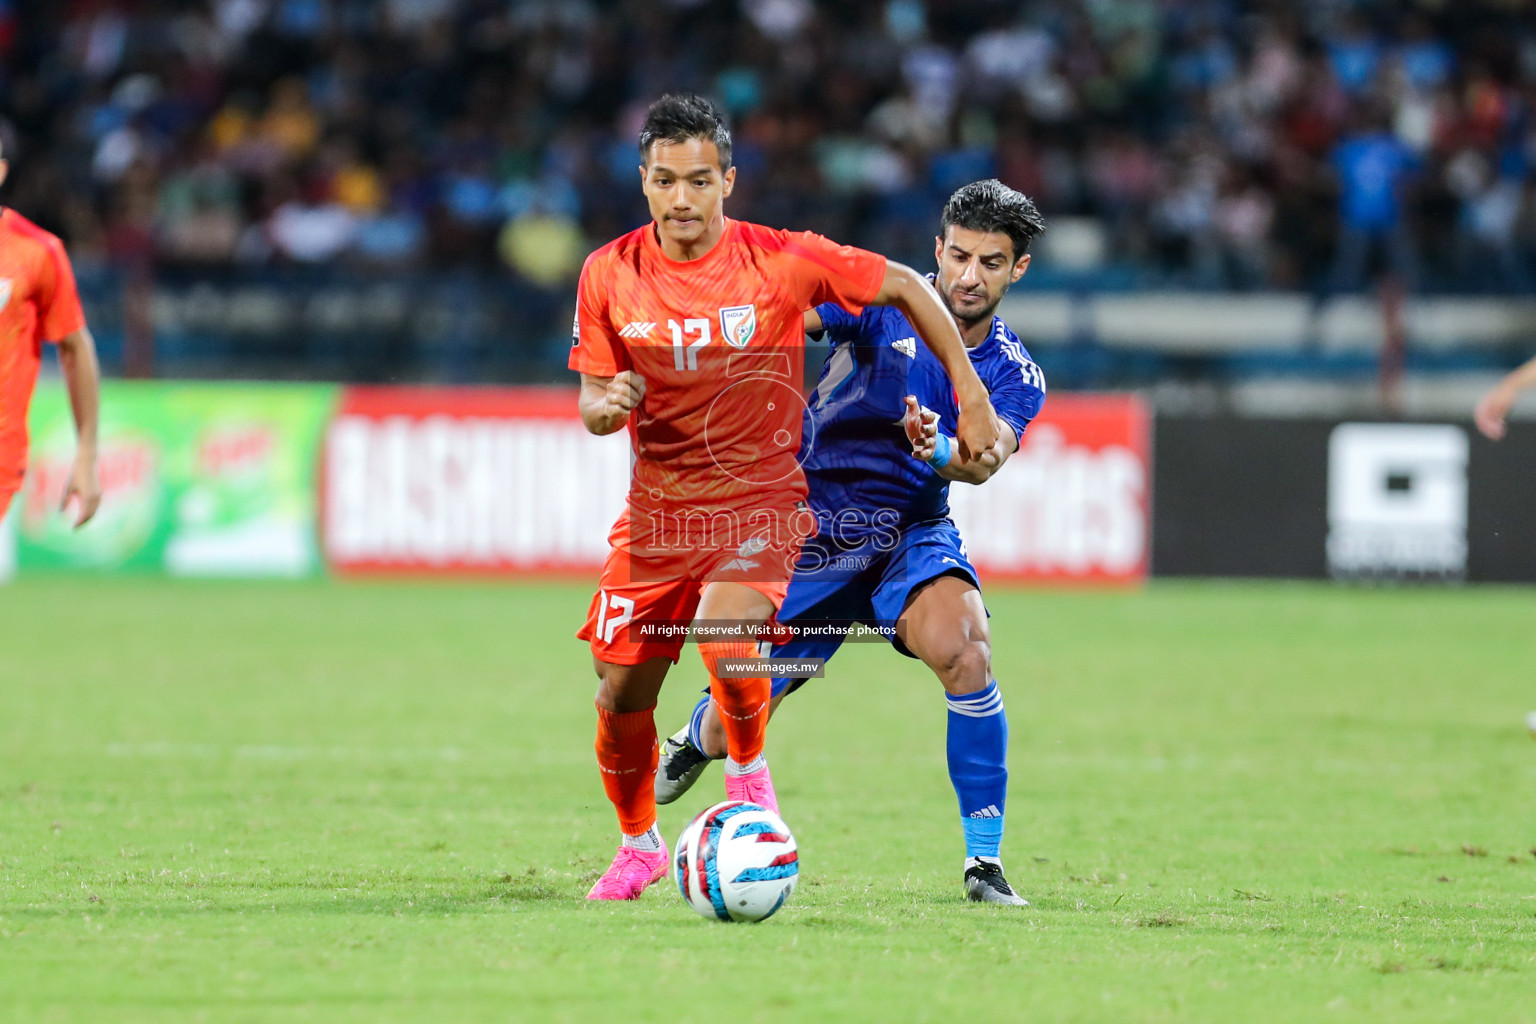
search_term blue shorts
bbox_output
[765,518,981,697]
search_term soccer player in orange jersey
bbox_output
[0,140,101,527]
[571,94,1002,900]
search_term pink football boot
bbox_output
[724,760,779,816]
[585,842,670,901]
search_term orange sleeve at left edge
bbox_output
[568,249,629,377]
[40,236,87,343]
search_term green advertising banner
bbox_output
[13,381,337,576]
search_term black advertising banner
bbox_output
[1153,418,1536,583]
[1151,418,1331,579]
[1467,430,1536,583]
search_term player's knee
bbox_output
[935,640,991,695]
[592,662,652,713]
[593,675,623,712]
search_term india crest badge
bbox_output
[719,304,757,349]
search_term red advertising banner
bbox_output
[322,387,1150,583]
[322,387,630,574]
[948,393,1150,583]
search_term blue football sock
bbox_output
[686,695,723,759]
[946,680,1009,860]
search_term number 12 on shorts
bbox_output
[596,590,635,644]
[671,318,710,371]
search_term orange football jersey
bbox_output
[570,218,886,512]
[0,208,86,486]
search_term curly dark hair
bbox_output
[941,179,1046,260]
[638,94,733,170]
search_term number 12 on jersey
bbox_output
[671,318,710,371]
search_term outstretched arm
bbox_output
[872,262,999,460]
[55,327,101,527]
[1475,354,1536,440]
[938,422,1019,485]
[903,396,1019,485]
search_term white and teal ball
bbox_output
[673,800,798,923]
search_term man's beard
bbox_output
[940,287,999,327]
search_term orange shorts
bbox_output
[577,502,812,665]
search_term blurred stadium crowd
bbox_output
[2,0,1535,377]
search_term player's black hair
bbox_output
[638,93,733,171]
[940,179,1046,260]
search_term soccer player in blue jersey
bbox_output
[655,179,1047,905]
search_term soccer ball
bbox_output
[673,800,799,922]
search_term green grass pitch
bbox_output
[2,577,1534,1023]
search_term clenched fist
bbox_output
[579,370,647,435]
[603,370,647,417]
[954,394,1001,463]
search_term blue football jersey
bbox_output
[799,296,1045,541]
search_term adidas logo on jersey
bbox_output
[620,321,657,338]
[968,805,1002,819]
[892,336,916,358]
